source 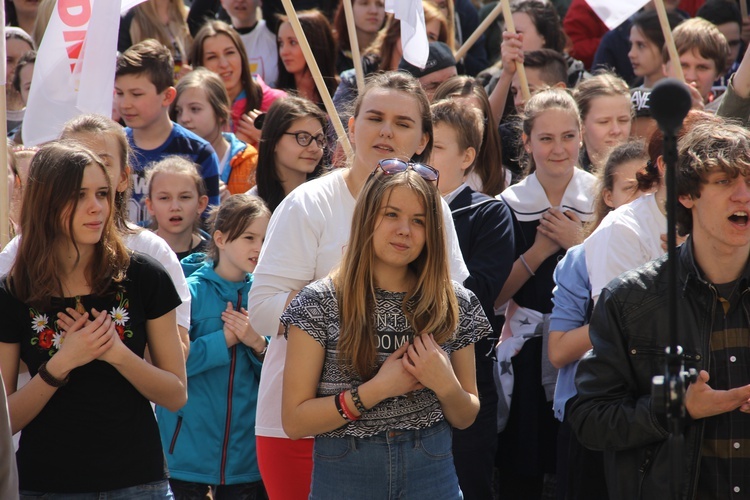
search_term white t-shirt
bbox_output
[240,20,279,88]
[248,169,469,439]
[584,193,667,302]
[0,227,191,330]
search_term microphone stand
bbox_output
[648,78,697,500]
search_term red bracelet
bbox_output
[338,391,359,421]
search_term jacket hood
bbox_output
[189,259,253,304]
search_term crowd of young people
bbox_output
[2,0,750,499]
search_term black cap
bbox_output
[397,41,456,78]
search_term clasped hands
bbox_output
[373,334,457,399]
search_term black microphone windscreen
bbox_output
[648,78,692,135]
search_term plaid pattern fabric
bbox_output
[697,289,750,499]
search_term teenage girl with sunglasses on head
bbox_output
[249,96,327,213]
[248,71,468,500]
[282,168,489,499]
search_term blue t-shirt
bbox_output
[126,122,220,224]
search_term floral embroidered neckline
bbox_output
[29,291,133,358]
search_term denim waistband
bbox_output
[355,420,449,444]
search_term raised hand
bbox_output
[501,31,524,75]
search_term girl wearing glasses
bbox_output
[171,68,259,197]
[282,168,489,499]
[248,71,468,499]
[249,96,327,213]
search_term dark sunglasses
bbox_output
[284,131,326,149]
[371,158,440,186]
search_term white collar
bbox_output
[500,168,597,222]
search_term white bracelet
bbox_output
[519,254,535,277]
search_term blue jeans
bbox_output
[310,421,462,500]
[20,479,173,499]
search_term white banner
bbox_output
[585,0,650,30]
[385,0,428,69]
[23,0,146,146]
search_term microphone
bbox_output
[648,78,692,135]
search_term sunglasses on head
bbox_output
[371,158,439,186]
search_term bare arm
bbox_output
[488,31,523,124]
[282,326,422,440]
[495,228,561,308]
[404,335,479,430]
[548,325,591,369]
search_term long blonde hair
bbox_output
[129,0,192,63]
[332,170,458,380]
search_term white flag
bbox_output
[385,0,428,69]
[23,0,146,146]
[585,0,650,30]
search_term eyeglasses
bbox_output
[372,158,440,186]
[284,131,326,149]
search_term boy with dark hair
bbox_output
[429,98,515,500]
[569,119,750,500]
[663,17,730,105]
[115,39,220,224]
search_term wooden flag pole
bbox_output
[280,0,354,159]
[655,0,684,82]
[342,0,365,93]
[455,1,502,61]
[0,5,9,248]
[501,0,530,102]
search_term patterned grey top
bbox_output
[281,278,492,438]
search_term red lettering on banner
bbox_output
[58,0,91,26]
[58,0,92,72]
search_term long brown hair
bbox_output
[275,10,339,99]
[332,170,458,379]
[191,20,263,114]
[11,142,130,308]
[129,0,192,63]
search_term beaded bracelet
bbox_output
[519,254,535,277]
[350,385,367,414]
[38,361,69,388]
[338,391,359,421]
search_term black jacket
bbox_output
[449,186,515,397]
[568,238,750,499]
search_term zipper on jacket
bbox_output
[169,416,183,454]
[220,290,243,484]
